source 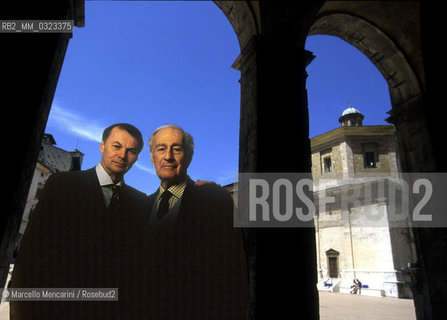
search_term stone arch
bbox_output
[214,1,260,51]
[308,12,421,109]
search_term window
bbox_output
[323,157,332,173]
[362,142,378,168]
[364,151,376,168]
[320,148,333,174]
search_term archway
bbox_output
[2,0,260,316]
[305,6,425,319]
[309,12,421,109]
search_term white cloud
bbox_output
[215,171,237,186]
[49,104,103,143]
[134,162,157,176]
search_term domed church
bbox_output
[311,105,413,299]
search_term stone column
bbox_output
[236,2,324,318]
[388,95,447,319]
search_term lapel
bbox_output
[175,177,197,225]
[84,167,143,213]
[82,167,108,214]
[147,189,160,215]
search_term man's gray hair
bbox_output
[148,124,194,159]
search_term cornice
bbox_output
[311,125,395,151]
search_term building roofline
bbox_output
[311,125,395,150]
[36,160,53,174]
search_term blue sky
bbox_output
[46,1,390,195]
[306,35,390,136]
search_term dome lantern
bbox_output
[338,104,364,127]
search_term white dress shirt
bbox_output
[95,163,123,207]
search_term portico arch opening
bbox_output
[4,4,260,318]
[305,6,421,318]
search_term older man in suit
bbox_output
[10,123,149,319]
[144,124,249,319]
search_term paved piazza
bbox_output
[319,291,417,320]
[0,291,417,319]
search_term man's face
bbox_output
[150,127,191,187]
[100,127,140,182]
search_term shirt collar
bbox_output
[158,180,187,200]
[95,163,124,187]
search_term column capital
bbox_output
[386,94,424,126]
[232,35,259,72]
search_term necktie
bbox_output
[107,184,121,213]
[157,190,172,219]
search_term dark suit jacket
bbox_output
[144,177,250,320]
[10,168,148,319]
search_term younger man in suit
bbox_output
[10,123,148,319]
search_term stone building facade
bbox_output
[312,106,414,298]
[16,134,84,249]
[224,106,415,299]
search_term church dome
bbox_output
[342,106,362,116]
[339,105,364,127]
